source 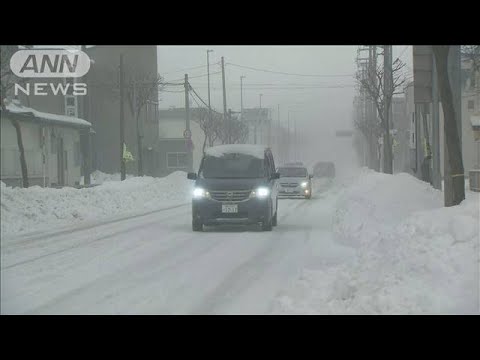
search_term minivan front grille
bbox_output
[209,189,251,202]
[280,182,299,187]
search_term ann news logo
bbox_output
[10,49,91,96]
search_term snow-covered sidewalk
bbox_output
[273,169,479,314]
[1,171,193,237]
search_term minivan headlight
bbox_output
[251,187,270,199]
[193,187,208,198]
[301,181,308,188]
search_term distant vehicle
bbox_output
[313,161,335,179]
[187,144,280,232]
[277,166,313,199]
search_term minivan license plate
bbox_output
[222,204,238,213]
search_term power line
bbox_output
[192,85,356,90]
[189,84,223,115]
[226,62,355,78]
[187,82,356,87]
[162,64,209,75]
[189,92,202,108]
[165,70,222,83]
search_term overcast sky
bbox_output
[157,45,413,169]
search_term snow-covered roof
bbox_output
[205,144,267,159]
[3,101,92,129]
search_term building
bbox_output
[1,99,92,187]
[82,45,160,176]
[404,55,480,185]
[461,58,480,173]
[242,108,272,146]
[156,107,205,176]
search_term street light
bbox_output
[207,49,214,112]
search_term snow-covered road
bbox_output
[1,181,354,314]
[2,171,478,314]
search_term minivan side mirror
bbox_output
[273,172,281,180]
[187,172,197,180]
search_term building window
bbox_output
[66,107,76,117]
[66,97,76,107]
[467,100,475,112]
[167,152,187,168]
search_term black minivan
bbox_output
[187,144,280,232]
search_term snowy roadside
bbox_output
[273,168,480,314]
[1,171,193,238]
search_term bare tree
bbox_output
[125,72,165,176]
[192,107,223,152]
[356,56,407,174]
[461,45,480,73]
[94,68,165,176]
[1,45,29,187]
[352,94,383,168]
[228,114,249,144]
[433,45,465,206]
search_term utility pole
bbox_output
[119,54,126,181]
[133,77,143,176]
[432,55,442,190]
[259,94,263,145]
[185,73,192,172]
[444,45,463,206]
[207,49,213,110]
[207,49,213,126]
[383,45,393,174]
[81,45,91,185]
[228,109,232,144]
[221,56,227,122]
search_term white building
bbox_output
[404,56,480,184]
[157,107,211,175]
[1,100,92,187]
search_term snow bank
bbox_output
[80,170,135,185]
[1,171,193,237]
[274,169,479,314]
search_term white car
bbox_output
[277,166,313,199]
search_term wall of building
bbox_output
[83,45,159,176]
[1,117,82,187]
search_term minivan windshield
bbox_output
[200,153,264,179]
[278,167,307,177]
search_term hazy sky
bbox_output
[157,45,413,169]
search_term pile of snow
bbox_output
[274,169,479,314]
[1,171,193,237]
[80,170,135,185]
[205,144,266,159]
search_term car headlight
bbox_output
[251,186,270,199]
[193,187,209,198]
[301,181,308,188]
